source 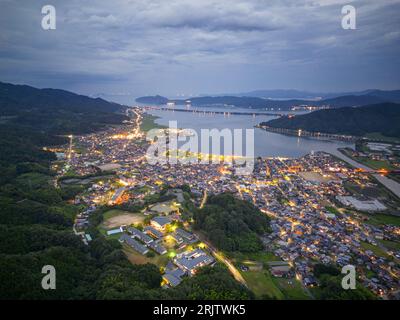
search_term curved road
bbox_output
[330,149,400,199]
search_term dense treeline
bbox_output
[312,264,376,300]
[0,82,251,299]
[194,193,271,252]
[263,102,400,138]
[168,266,253,300]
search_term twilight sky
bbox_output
[0,0,399,102]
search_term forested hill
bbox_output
[0,82,252,299]
[0,82,128,166]
[0,81,123,114]
[135,93,394,110]
[262,103,400,138]
[194,193,271,252]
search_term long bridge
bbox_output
[142,105,287,117]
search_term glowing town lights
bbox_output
[198,242,207,249]
[119,179,129,186]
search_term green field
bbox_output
[241,270,284,299]
[240,270,310,300]
[357,158,396,171]
[273,278,310,300]
[360,241,390,259]
[123,243,170,267]
[340,147,397,171]
[231,251,309,299]
[98,209,146,234]
[362,212,400,226]
[378,239,400,252]
[326,206,340,214]
[230,251,281,265]
[140,114,166,132]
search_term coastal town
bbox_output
[53,107,400,299]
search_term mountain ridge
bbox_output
[260,102,400,138]
[135,92,400,110]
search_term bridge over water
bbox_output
[143,106,287,117]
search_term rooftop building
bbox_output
[174,249,215,275]
[151,216,171,231]
[127,227,153,244]
[119,234,149,255]
[336,196,387,212]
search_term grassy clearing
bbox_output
[378,239,400,252]
[360,241,390,259]
[240,270,284,299]
[273,278,311,300]
[326,206,339,214]
[231,251,309,299]
[358,159,396,171]
[229,251,281,265]
[362,212,400,227]
[140,114,166,132]
[99,209,146,231]
[123,244,170,267]
[344,181,387,199]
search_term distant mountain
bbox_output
[135,93,393,110]
[136,95,169,105]
[319,95,386,108]
[358,89,400,103]
[261,102,400,138]
[229,89,324,100]
[221,89,400,102]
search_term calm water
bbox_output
[144,105,353,158]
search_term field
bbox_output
[356,158,396,171]
[123,244,170,266]
[230,251,280,265]
[140,114,166,132]
[361,212,400,227]
[240,270,310,300]
[101,209,145,229]
[378,239,400,252]
[299,171,337,183]
[273,278,310,300]
[61,174,115,186]
[241,271,284,299]
[360,241,390,259]
[231,251,310,299]
[344,181,388,199]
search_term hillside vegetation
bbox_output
[0,82,251,299]
[194,193,271,252]
[263,103,400,138]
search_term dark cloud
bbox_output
[0,0,399,100]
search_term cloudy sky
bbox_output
[0,0,399,102]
